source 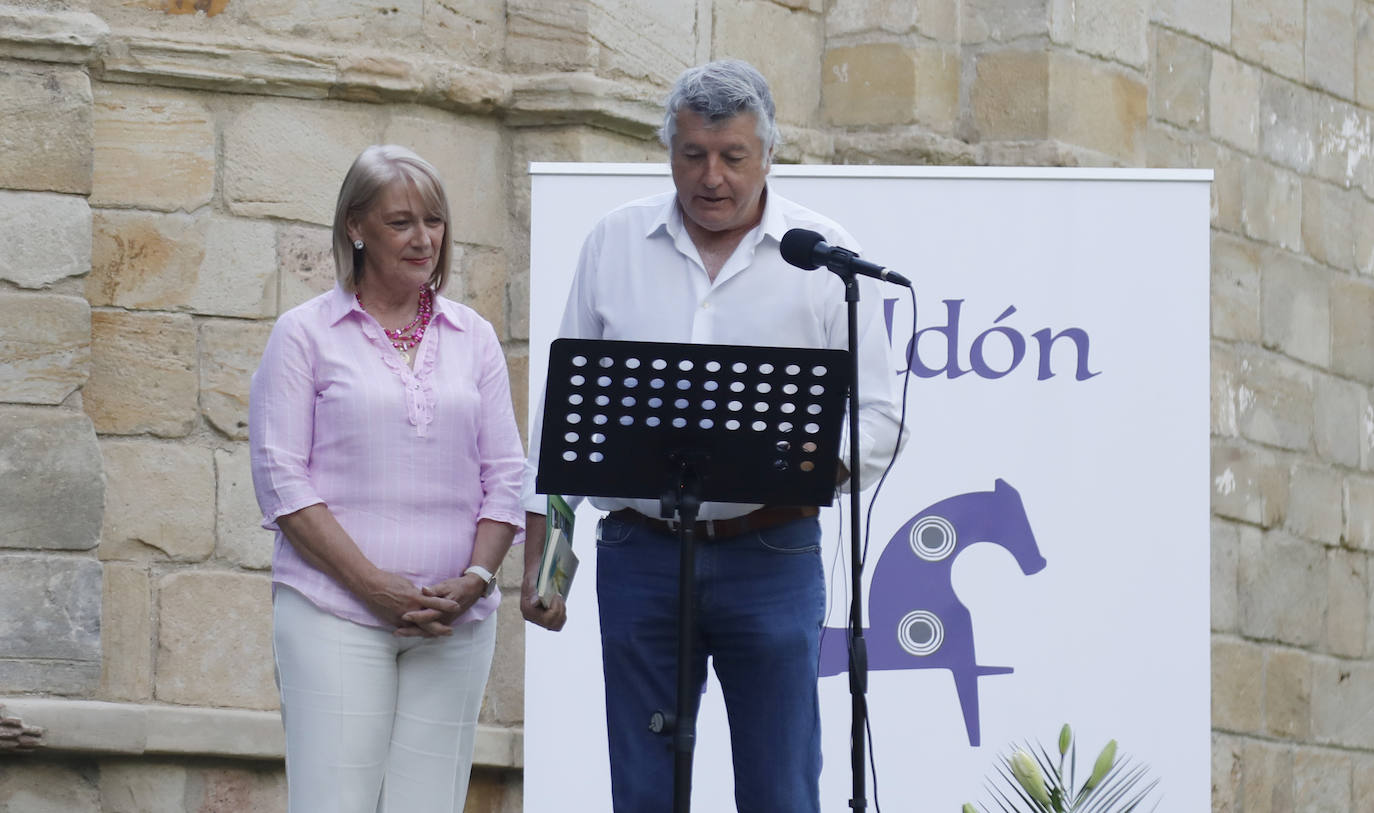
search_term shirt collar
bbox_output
[650,184,782,246]
[324,283,464,331]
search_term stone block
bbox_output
[1234,346,1315,451]
[100,563,152,702]
[1358,194,1374,276]
[1074,0,1148,68]
[216,446,272,570]
[1239,530,1325,646]
[1197,142,1245,232]
[1212,636,1264,732]
[1142,121,1194,168]
[507,349,530,444]
[1331,275,1374,384]
[1233,0,1305,82]
[505,0,596,71]
[98,761,189,813]
[1360,3,1374,107]
[1365,390,1374,471]
[238,0,422,40]
[455,245,508,339]
[223,100,379,226]
[1152,28,1209,130]
[0,61,92,195]
[85,310,198,437]
[0,5,108,65]
[422,0,504,68]
[824,0,919,37]
[1259,74,1316,174]
[961,0,1050,44]
[277,223,336,312]
[88,211,277,318]
[1286,463,1343,545]
[1241,161,1302,250]
[200,320,272,440]
[1293,748,1352,810]
[970,49,1049,141]
[156,571,276,710]
[1312,97,1372,189]
[1212,342,1242,437]
[1211,232,1262,343]
[99,439,215,562]
[191,765,287,813]
[483,598,525,726]
[1348,475,1374,551]
[713,0,823,125]
[0,553,102,694]
[823,43,959,133]
[1327,547,1368,656]
[1213,733,1242,811]
[0,407,102,551]
[590,0,700,87]
[1312,658,1374,748]
[1211,519,1242,632]
[1264,647,1312,738]
[1209,51,1261,152]
[1302,181,1356,271]
[1315,374,1364,467]
[1048,52,1147,162]
[90,83,214,212]
[1306,0,1357,99]
[383,109,507,248]
[1355,752,1374,813]
[1212,441,1290,527]
[1153,0,1231,46]
[0,761,100,812]
[0,293,91,407]
[1240,738,1295,812]
[0,191,92,289]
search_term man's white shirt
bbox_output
[522,187,905,519]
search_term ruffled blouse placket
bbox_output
[356,315,438,438]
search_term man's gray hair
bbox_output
[659,59,780,164]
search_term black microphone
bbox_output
[779,228,912,288]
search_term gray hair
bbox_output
[658,59,780,165]
[332,144,453,293]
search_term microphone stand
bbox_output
[839,267,868,813]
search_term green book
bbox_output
[536,494,579,608]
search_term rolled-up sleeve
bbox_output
[249,311,325,530]
[473,321,528,542]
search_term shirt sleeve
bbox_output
[472,319,528,541]
[520,225,606,514]
[249,311,325,530]
[814,228,908,492]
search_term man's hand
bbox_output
[520,511,568,631]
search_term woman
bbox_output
[249,145,524,812]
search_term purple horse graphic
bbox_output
[819,479,1047,746]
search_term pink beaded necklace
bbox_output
[356,286,433,363]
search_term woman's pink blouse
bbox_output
[249,286,525,628]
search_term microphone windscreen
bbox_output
[779,228,825,270]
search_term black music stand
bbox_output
[536,337,849,813]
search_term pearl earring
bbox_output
[353,239,364,250]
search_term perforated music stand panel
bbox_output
[536,339,849,507]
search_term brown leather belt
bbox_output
[607,505,819,541]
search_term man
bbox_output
[521,59,903,813]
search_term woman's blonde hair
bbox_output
[332,145,453,293]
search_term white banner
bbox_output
[524,165,1211,812]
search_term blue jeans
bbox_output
[595,514,825,813]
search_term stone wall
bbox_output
[0,0,1371,810]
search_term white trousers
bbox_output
[272,586,497,813]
